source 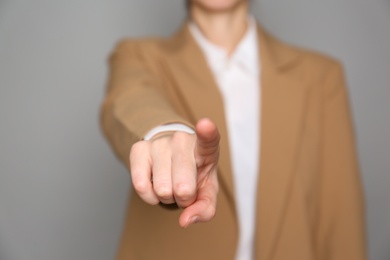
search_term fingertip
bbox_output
[197,118,213,126]
[195,118,218,139]
[196,118,215,131]
[179,214,199,229]
[179,198,217,228]
[178,213,189,228]
[187,216,199,227]
[179,207,195,228]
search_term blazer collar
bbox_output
[168,21,300,68]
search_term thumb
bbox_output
[195,118,220,161]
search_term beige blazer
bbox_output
[101,22,366,260]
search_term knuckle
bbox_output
[130,141,146,154]
[148,198,160,206]
[172,131,192,145]
[154,184,173,200]
[130,141,148,160]
[151,139,171,156]
[172,131,188,139]
[132,179,150,195]
[174,184,195,200]
[151,137,165,147]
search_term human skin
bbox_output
[130,119,220,228]
[129,0,249,228]
[190,0,248,53]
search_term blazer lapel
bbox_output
[254,25,308,259]
[168,25,237,219]
[168,22,307,259]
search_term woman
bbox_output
[101,0,366,259]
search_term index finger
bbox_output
[195,118,220,161]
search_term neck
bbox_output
[190,2,249,54]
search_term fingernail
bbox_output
[187,216,199,227]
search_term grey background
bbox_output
[0,0,389,259]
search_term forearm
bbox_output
[100,87,192,166]
[100,40,193,166]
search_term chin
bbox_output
[191,0,246,12]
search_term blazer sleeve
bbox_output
[100,40,193,167]
[318,62,367,260]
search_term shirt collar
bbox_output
[188,16,259,75]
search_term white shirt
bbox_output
[145,17,261,260]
